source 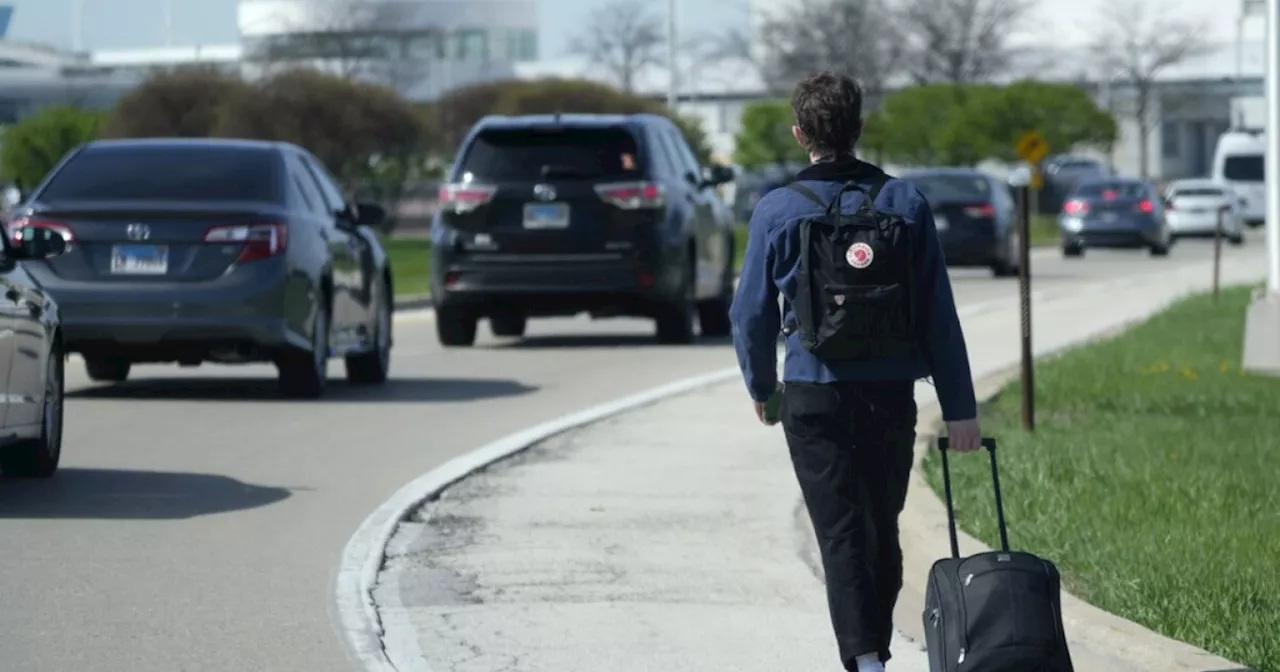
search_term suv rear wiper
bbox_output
[540,164,590,178]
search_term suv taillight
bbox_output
[438,183,497,214]
[204,223,287,263]
[594,181,665,210]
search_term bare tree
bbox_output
[895,0,1037,84]
[753,0,906,99]
[1091,0,1210,178]
[569,0,665,93]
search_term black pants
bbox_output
[781,380,917,669]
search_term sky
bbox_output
[3,0,1242,56]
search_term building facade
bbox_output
[237,0,539,100]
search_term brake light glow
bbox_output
[1063,199,1089,216]
[6,216,75,245]
[204,223,287,263]
[438,183,497,214]
[594,181,665,210]
[1137,199,1154,213]
[962,203,996,218]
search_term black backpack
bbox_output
[785,179,916,362]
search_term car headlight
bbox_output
[1061,216,1084,232]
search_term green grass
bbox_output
[381,237,432,298]
[923,285,1280,671]
[1029,214,1060,247]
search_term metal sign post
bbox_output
[1015,182,1035,431]
[1012,130,1047,432]
[1213,208,1225,301]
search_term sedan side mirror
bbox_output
[703,164,736,187]
[354,201,387,229]
[10,226,68,260]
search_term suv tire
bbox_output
[656,262,696,345]
[437,307,478,347]
[85,356,131,383]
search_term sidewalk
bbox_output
[373,254,1265,672]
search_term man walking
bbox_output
[729,72,982,672]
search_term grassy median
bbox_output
[382,237,432,299]
[924,285,1280,671]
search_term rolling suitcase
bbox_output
[923,437,1074,672]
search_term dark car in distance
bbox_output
[0,224,70,477]
[7,138,395,398]
[903,168,1021,277]
[430,113,738,346]
[1058,178,1172,258]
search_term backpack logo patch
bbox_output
[846,242,874,269]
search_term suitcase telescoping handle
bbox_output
[937,437,1010,558]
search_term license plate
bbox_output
[934,215,949,231]
[522,203,570,229]
[1101,213,1119,223]
[111,244,169,275]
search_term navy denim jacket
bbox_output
[728,157,978,422]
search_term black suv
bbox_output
[429,113,738,345]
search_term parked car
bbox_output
[1058,178,1172,257]
[903,168,1021,277]
[1162,179,1245,245]
[430,113,738,345]
[6,138,394,398]
[0,223,69,477]
[1211,130,1265,227]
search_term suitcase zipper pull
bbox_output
[957,648,966,665]
[964,573,973,587]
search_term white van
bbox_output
[1210,130,1266,227]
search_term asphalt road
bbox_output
[0,233,1264,672]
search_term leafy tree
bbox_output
[732,99,808,170]
[861,84,988,166]
[862,81,1117,167]
[104,65,252,138]
[213,68,433,231]
[430,77,715,165]
[0,106,106,191]
[966,79,1117,163]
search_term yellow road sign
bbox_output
[1015,131,1049,164]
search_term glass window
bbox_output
[908,174,992,203]
[1161,122,1180,158]
[39,145,280,202]
[300,154,347,211]
[289,155,327,215]
[1223,155,1263,181]
[458,127,642,180]
[662,128,700,177]
[1170,186,1224,198]
[646,128,677,177]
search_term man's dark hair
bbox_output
[790,72,865,157]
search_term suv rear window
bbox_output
[459,127,642,180]
[40,146,279,202]
[1074,182,1147,199]
[909,174,991,202]
[1223,155,1263,181]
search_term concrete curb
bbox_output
[889,330,1255,671]
[392,294,432,312]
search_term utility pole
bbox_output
[70,0,83,52]
[1242,0,1280,375]
[666,0,678,110]
[163,0,174,47]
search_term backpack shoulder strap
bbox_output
[784,182,829,209]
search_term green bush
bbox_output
[0,106,106,191]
